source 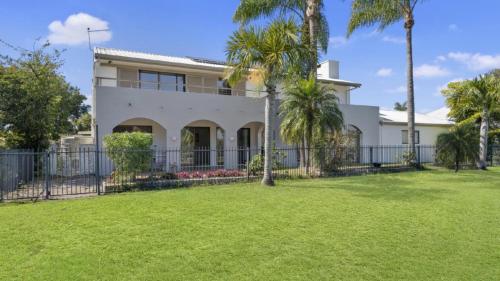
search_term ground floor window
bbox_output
[402,130,420,144]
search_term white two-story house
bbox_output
[94,47,442,170]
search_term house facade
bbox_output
[92,48,381,170]
[92,48,453,170]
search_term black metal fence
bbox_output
[1,145,498,201]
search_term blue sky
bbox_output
[1,0,500,113]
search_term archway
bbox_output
[181,120,224,169]
[112,118,167,148]
[347,124,363,163]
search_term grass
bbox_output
[1,167,499,281]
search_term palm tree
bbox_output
[394,101,407,111]
[280,76,344,173]
[233,0,328,77]
[225,19,300,186]
[347,0,422,161]
[443,74,500,169]
[436,124,478,172]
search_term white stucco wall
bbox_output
[339,104,380,146]
[379,123,451,145]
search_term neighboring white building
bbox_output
[91,47,451,170]
[379,108,453,146]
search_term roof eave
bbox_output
[94,53,228,72]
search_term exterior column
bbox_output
[224,127,239,169]
[165,126,182,172]
[210,125,217,167]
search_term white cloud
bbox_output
[414,64,450,78]
[448,24,459,32]
[448,52,500,71]
[329,36,348,48]
[376,68,393,77]
[387,85,406,94]
[382,36,405,44]
[436,55,447,62]
[48,13,111,45]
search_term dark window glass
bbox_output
[402,130,420,144]
[139,71,157,90]
[113,125,152,133]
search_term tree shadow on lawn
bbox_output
[287,176,454,202]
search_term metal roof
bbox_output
[94,47,362,87]
[380,109,453,126]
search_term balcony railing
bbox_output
[95,77,264,97]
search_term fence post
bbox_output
[416,145,421,166]
[369,146,373,164]
[0,154,3,202]
[246,148,250,182]
[95,124,101,195]
[44,150,50,199]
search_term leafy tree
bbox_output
[103,132,153,180]
[0,43,88,150]
[436,124,478,172]
[74,112,92,132]
[442,74,500,169]
[280,76,343,172]
[233,0,328,77]
[226,19,301,186]
[394,101,407,111]
[348,0,423,160]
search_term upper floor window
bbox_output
[401,130,420,144]
[139,70,185,92]
[217,78,232,95]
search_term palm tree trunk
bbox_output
[478,106,489,169]
[261,87,276,186]
[307,0,318,78]
[306,118,313,175]
[405,16,416,162]
[300,138,306,168]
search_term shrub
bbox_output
[103,132,153,179]
[435,124,478,172]
[248,149,286,175]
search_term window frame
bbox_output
[139,70,185,92]
[401,130,420,144]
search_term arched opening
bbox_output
[112,118,167,148]
[181,120,224,169]
[237,121,265,165]
[347,124,362,163]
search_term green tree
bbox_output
[442,74,500,169]
[226,19,301,186]
[0,43,88,150]
[233,0,328,77]
[348,0,422,160]
[280,76,343,172]
[436,124,478,172]
[394,101,407,111]
[74,112,92,132]
[103,132,153,180]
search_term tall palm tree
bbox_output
[225,19,300,186]
[443,74,500,169]
[233,0,328,168]
[233,0,328,77]
[280,76,344,172]
[347,0,422,160]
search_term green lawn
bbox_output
[1,168,499,281]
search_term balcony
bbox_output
[95,77,264,98]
